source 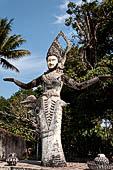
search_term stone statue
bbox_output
[3,31,113,167]
[87,154,111,169]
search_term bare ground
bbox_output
[0,160,89,170]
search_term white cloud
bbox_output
[58,0,82,10]
[54,14,69,24]
[75,0,102,5]
[0,54,47,81]
[75,0,82,5]
[54,0,69,25]
[59,0,69,9]
[11,55,45,72]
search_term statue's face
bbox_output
[47,56,58,69]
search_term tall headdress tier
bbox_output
[46,38,62,62]
[46,31,71,68]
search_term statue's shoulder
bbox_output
[41,71,48,81]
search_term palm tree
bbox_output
[0,18,30,72]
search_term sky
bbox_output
[0,0,101,98]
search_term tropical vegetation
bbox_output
[0,18,30,72]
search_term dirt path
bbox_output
[0,160,89,170]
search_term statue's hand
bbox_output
[98,75,113,81]
[3,78,15,82]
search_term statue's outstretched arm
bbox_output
[62,75,113,90]
[3,76,42,89]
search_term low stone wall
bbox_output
[0,128,26,160]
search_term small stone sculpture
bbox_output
[94,154,109,165]
[87,153,113,170]
[6,153,19,166]
[3,31,113,167]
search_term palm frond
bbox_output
[0,18,13,33]
[1,34,26,51]
[1,49,30,59]
[0,58,19,72]
[0,18,13,48]
[0,18,30,72]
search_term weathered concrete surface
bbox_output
[0,128,26,161]
[0,160,89,170]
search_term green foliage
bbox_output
[0,18,30,72]
[61,50,113,159]
[62,0,113,157]
[62,79,113,158]
[0,96,9,112]
[0,87,43,144]
[65,0,113,69]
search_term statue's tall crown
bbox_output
[46,31,71,70]
[46,36,62,62]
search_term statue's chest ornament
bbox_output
[42,73,62,87]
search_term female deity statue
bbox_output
[3,31,113,167]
